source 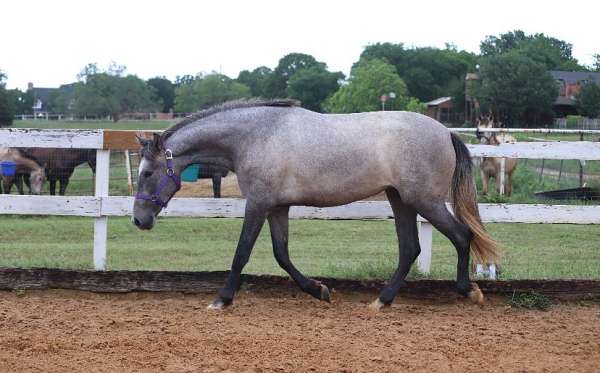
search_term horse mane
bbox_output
[161,98,300,141]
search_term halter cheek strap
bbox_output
[135,149,181,208]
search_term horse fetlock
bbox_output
[319,283,331,303]
[467,283,485,305]
[367,298,389,311]
[305,280,330,302]
[207,297,232,311]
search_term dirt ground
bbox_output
[1,288,599,372]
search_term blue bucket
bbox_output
[181,164,200,182]
[0,161,16,176]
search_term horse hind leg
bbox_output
[413,199,484,305]
[268,205,330,302]
[369,188,420,310]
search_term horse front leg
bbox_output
[49,178,57,196]
[506,171,513,197]
[268,205,330,302]
[59,177,70,196]
[212,175,221,198]
[480,169,489,195]
[208,202,267,310]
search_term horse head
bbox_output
[476,114,500,145]
[28,166,46,195]
[132,133,185,230]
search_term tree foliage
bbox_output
[575,81,600,118]
[263,53,326,99]
[237,66,273,98]
[286,66,343,112]
[174,73,251,113]
[324,59,409,113]
[147,77,175,113]
[480,30,584,71]
[0,70,15,127]
[72,63,160,121]
[475,51,557,126]
[358,43,477,104]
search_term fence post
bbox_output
[499,158,506,195]
[93,149,110,270]
[417,222,433,274]
[579,132,584,187]
[124,150,133,195]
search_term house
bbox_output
[464,71,600,122]
[424,96,462,124]
[28,83,55,117]
[550,71,600,117]
[28,82,76,117]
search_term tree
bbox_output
[475,51,558,126]
[147,77,175,113]
[575,81,600,118]
[174,73,251,113]
[324,59,409,113]
[0,70,15,127]
[591,54,600,72]
[263,53,323,98]
[480,30,584,71]
[72,64,160,121]
[9,88,33,114]
[286,66,343,112]
[358,43,477,105]
[237,66,273,97]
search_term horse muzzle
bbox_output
[132,215,155,230]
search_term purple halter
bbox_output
[135,148,181,208]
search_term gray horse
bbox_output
[133,99,499,310]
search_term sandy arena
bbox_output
[1,287,599,372]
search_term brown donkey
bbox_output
[477,116,518,196]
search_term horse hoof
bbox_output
[468,283,485,305]
[320,284,331,303]
[367,298,386,311]
[207,299,228,310]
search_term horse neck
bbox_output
[17,156,43,172]
[166,118,240,169]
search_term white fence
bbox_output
[1,128,600,274]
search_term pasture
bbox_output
[1,215,599,280]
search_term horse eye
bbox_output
[142,171,153,178]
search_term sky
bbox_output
[1,0,598,90]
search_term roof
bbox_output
[31,87,56,104]
[550,71,600,85]
[425,97,452,106]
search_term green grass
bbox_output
[12,119,173,131]
[1,215,599,280]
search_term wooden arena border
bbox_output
[1,268,600,300]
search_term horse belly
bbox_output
[276,155,393,207]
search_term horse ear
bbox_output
[152,133,163,152]
[135,132,150,147]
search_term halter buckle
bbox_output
[165,149,173,160]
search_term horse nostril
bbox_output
[133,217,141,227]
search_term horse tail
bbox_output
[449,132,501,264]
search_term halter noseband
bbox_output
[135,148,181,208]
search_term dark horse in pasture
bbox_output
[133,99,500,310]
[11,148,96,195]
[197,164,229,198]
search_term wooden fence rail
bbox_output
[1,128,600,274]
